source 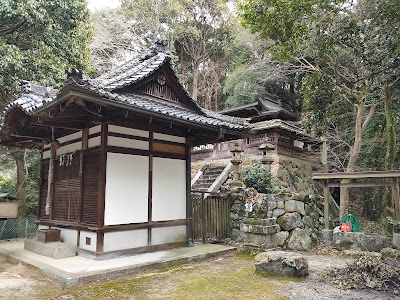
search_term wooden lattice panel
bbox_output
[82,150,100,225]
[137,80,179,103]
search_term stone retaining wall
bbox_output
[230,191,325,250]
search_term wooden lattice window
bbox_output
[137,80,179,103]
[81,150,100,225]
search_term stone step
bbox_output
[199,175,220,180]
[243,217,277,226]
[24,239,76,259]
[195,179,216,184]
[242,224,281,235]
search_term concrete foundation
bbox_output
[24,239,76,259]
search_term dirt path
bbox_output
[0,251,397,300]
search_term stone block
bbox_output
[275,231,289,247]
[24,239,76,259]
[285,200,296,212]
[333,232,389,252]
[392,233,400,249]
[242,217,277,226]
[302,216,314,229]
[277,200,285,209]
[272,208,285,218]
[277,213,302,231]
[242,224,281,235]
[243,232,279,248]
[255,251,308,277]
[321,229,333,245]
[287,228,312,251]
[295,201,305,215]
[268,201,277,211]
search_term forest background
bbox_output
[0,0,398,224]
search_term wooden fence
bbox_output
[192,192,231,243]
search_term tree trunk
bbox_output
[383,84,396,171]
[192,61,199,103]
[11,149,27,218]
[339,101,376,219]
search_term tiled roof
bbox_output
[96,52,170,91]
[77,84,248,130]
[251,119,312,138]
[4,81,57,113]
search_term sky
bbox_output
[88,0,120,11]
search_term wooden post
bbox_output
[323,179,330,229]
[392,177,400,220]
[321,136,328,172]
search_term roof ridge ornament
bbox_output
[140,39,169,61]
[19,80,32,94]
[66,68,86,84]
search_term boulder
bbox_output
[275,231,289,247]
[277,200,285,209]
[333,232,389,252]
[277,213,302,231]
[287,228,312,251]
[254,251,308,277]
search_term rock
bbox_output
[295,201,305,215]
[254,251,308,277]
[311,232,318,241]
[272,208,285,218]
[277,213,302,231]
[285,200,296,213]
[393,233,400,249]
[277,200,285,209]
[268,201,277,211]
[333,232,389,252]
[380,247,400,258]
[275,231,289,247]
[293,193,304,201]
[287,228,312,251]
[321,229,333,245]
[302,216,314,229]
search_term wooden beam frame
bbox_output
[313,171,400,223]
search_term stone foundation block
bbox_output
[242,217,277,226]
[24,239,76,259]
[243,232,279,249]
[255,251,308,277]
[242,224,281,235]
[333,232,389,252]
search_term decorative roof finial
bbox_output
[154,39,167,53]
[19,80,32,94]
[66,68,84,84]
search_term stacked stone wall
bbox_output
[230,192,325,250]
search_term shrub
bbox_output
[242,164,272,194]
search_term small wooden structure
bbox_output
[0,41,247,257]
[312,171,400,229]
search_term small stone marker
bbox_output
[254,251,308,277]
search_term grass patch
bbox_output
[21,254,290,300]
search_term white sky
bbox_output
[88,0,120,11]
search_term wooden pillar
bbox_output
[323,179,330,229]
[392,177,400,220]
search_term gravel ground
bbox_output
[0,250,398,300]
